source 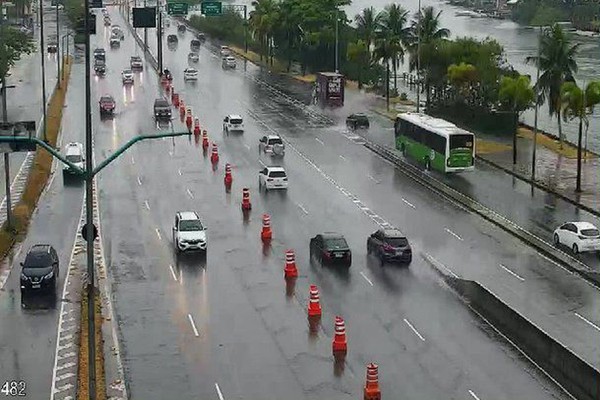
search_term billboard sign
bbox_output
[0,121,37,153]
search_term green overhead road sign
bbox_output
[201,1,222,16]
[166,1,188,15]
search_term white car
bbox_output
[111,26,124,40]
[63,142,84,177]
[220,45,230,56]
[259,134,285,156]
[172,211,207,253]
[121,69,134,84]
[110,37,120,48]
[259,166,288,191]
[222,56,236,69]
[553,222,600,254]
[188,52,199,62]
[222,114,244,132]
[183,67,198,81]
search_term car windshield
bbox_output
[269,171,286,178]
[385,237,409,247]
[66,154,82,163]
[230,118,243,124]
[324,238,348,249]
[101,97,113,103]
[268,138,283,145]
[24,252,51,268]
[123,70,132,74]
[180,219,203,231]
[449,134,474,150]
[581,228,600,237]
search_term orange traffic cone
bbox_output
[224,163,233,186]
[261,214,272,242]
[202,130,209,150]
[363,363,381,400]
[173,93,179,108]
[332,316,347,354]
[165,81,171,94]
[171,88,176,102]
[284,249,298,278]
[241,187,252,211]
[307,285,322,317]
[179,101,186,118]
[186,109,193,130]
[285,276,296,298]
[210,143,219,164]
[193,118,200,136]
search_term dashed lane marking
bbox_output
[296,203,308,215]
[131,156,135,164]
[339,154,346,161]
[178,168,182,176]
[498,264,525,281]
[188,314,200,337]
[215,383,225,400]
[403,318,426,342]
[186,188,194,199]
[402,198,416,209]
[155,228,162,240]
[574,312,600,333]
[144,200,150,210]
[444,228,463,241]
[367,174,380,184]
[137,176,142,186]
[315,137,324,145]
[469,390,482,400]
[360,271,374,286]
[168,265,178,281]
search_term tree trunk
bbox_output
[386,62,390,111]
[557,109,564,149]
[576,117,583,192]
[393,59,397,92]
[512,111,518,165]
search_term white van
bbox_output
[63,142,84,179]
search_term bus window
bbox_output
[450,134,474,150]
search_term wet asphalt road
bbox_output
[85,8,591,400]
[0,58,86,399]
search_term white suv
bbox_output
[173,211,207,253]
[553,221,600,254]
[259,166,288,191]
[259,134,285,156]
[223,114,244,132]
[63,142,84,177]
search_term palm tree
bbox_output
[373,33,394,110]
[498,75,535,164]
[560,81,600,192]
[379,4,410,91]
[525,23,580,149]
[354,7,383,57]
[249,0,279,62]
[346,40,370,89]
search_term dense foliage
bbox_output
[0,25,35,84]
[512,0,600,30]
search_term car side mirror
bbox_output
[20,262,24,267]
[172,226,177,231]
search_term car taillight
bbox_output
[323,252,331,259]
[345,252,351,259]
[267,178,273,182]
[382,243,395,252]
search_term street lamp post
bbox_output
[61,32,73,81]
[39,0,47,141]
[531,26,542,181]
[416,0,422,114]
[334,7,339,73]
[56,3,60,88]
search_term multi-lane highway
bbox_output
[84,6,597,399]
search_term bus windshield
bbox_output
[449,134,474,150]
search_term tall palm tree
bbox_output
[249,0,279,62]
[379,4,410,91]
[354,7,383,57]
[346,39,370,89]
[373,33,394,110]
[560,81,600,192]
[525,23,580,149]
[498,75,535,164]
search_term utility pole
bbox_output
[531,26,541,180]
[157,1,162,72]
[416,0,421,113]
[83,0,96,398]
[334,7,339,73]
[244,5,247,54]
[56,3,61,88]
[39,0,47,141]
[1,80,13,230]
[143,0,147,49]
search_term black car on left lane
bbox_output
[20,244,60,295]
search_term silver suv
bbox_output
[172,211,207,253]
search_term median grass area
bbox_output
[517,126,597,160]
[77,289,106,400]
[0,56,73,261]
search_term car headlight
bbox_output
[44,270,54,280]
[20,273,28,280]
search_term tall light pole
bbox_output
[531,26,542,181]
[39,0,47,141]
[334,7,339,73]
[56,3,61,88]
[416,0,421,113]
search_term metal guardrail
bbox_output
[363,139,600,288]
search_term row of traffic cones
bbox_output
[168,83,379,400]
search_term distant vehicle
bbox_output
[63,142,84,179]
[346,113,370,130]
[99,95,116,118]
[172,211,207,254]
[188,52,199,62]
[110,36,120,48]
[167,34,178,44]
[258,135,285,156]
[111,26,124,40]
[94,60,106,76]
[153,98,172,121]
[259,166,288,191]
[130,55,143,70]
[183,67,198,81]
[367,229,412,265]
[553,222,600,255]
[162,68,173,81]
[190,39,201,50]
[310,233,352,268]
[394,113,475,173]
[220,45,230,56]
[196,32,206,42]
[47,42,58,53]
[20,244,60,295]
[93,48,106,61]
[122,69,134,85]
[222,56,236,69]
[177,24,186,33]
[315,71,345,107]
[104,17,111,26]
[222,114,243,132]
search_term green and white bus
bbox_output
[394,113,475,173]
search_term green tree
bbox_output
[346,39,370,89]
[249,0,279,62]
[0,26,35,119]
[373,33,394,110]
[448,62,478,98]
[560,81,600,192]
[379,4,410,91]
[525,23,579,149]
[354,7,383,58]
[498,75,535,164]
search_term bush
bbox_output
[400,92,408,101]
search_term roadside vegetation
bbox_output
[512,0,600,31]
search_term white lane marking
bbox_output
[498,264,525,281]
[179,269,183,285]
[178,168,182,176]
[188,314,200,337]
[469,390,481,400]
[574,312,600,333]
[402,198,416,209]
[258,159,266,167]
[367,174,380,184]
[403,318,425,342]
[296,203,308,215]
[144,200,150,210]
[360,271,374,286]
[444,228,463,241]
[137,176,142,186]
[169,150,173,157]
[168,265,178,281]
[339,155,346,161]
[186,188,194,199]
[131,156,135,164]
[422,253,459,278]
[244,144,251,150]
[315,137,324,145]
[215,383,225,400]
[155,228,162,240]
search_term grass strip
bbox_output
[77,289,107,400]
[0,56,72,261]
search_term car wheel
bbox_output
[572,243,579,255]
[553,233,560,246]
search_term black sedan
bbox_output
[20,244,60,295]
[310,233,352,267]
[99,95,116,118]
[367,229,412,265]
[346,113,370,130]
